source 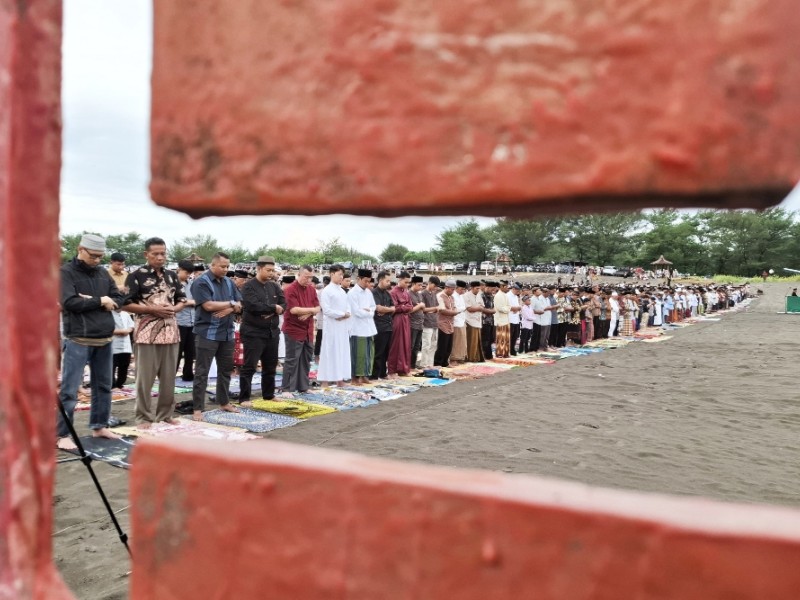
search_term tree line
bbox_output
[61,208,800,277]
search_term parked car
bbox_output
[418,262,429,271]
[480,261,495,272]
[442,262,456,271]
[602,265,616,275]
[614,267,634,278]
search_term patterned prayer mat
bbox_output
[250,399,336,419]
[204,407,300,432]
[61,435,136,469]
[75,388,134,411]
[297,390,380,410]
[447,365,512,379]
[491,357,556,367]
[639,335,673,343]
[113,418,258,441]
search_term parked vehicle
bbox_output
[602,265,616,275]
[442,262,456,271]
[480,261,495,272]
[614,267,634,278]
[418,262,430,271]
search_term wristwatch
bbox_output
[229,300,236,307]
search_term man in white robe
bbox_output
[317,265,352,386]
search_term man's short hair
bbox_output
[110,252,126,262]
[398,271,411,280]
[329,264,344,274]
[428,275,440,285]
[211,251,230,263]
[376,270,390,282]
[300,264,314,273]
[177,260,194,272]
[144,237,166,250]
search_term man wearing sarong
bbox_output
[464,281,484,362]
[317,265,352,386]
[449,280,468,364]
[239,256,285,404]
[407,276,426,369]
[370,271,395,380]
[348,269,377,385]
[433,279,459,367]
[507,283,522,355]
[387,272,415,377]
[282,266,320,392]
[493,280,511,358]
[480,281,497,360]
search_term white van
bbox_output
[602,265,616,275]
[480,261,495,272]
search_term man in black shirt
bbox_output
[239,256,285,403]
[370,271,395,380]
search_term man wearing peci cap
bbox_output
[464,281,484,362]
[433,279,460,367]
[348,268,377,385]
[493,280,511,358]
[57,234,126,450]
[418,276,441,369]
[449,280,468,364]
[507,282,523,355]
[407,276,426,369]
[239,256,285,404]
[175,260,198,381]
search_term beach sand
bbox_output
[53,281,800,598]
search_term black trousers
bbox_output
[239,332,280,401]
[314,328,323,357]
[481,324,495,359]
[593,316,601,339]
[509,323,521,355]
[519,328,532,353]
[112,352,131,388]
[549,322,559,347]
[410,328,422,369]
[555,322,568,347]
[530,323,541,352]
[177,325,195,380]
[371,330,392,379]
[434,331,453,367]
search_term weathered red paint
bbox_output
[0,1,69,598]
[131,438,800,599]
[150,0,800,218]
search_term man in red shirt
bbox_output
[281,265,320,393]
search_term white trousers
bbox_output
[420,328,439,368]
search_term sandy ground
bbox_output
[53,280,800,599]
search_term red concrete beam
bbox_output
[131,438,800,599]
[150,0,800,218]
[0,1,70,598]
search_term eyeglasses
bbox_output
[80,248,104,260]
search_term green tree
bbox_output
[380,243,409,262]
[493,217,562,264]
[169,234,220,263]
[435,219,494,262]
[224,242,252,265]
[105,232,146,263]
[555,212,643,265]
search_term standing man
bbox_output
[124,237,189,428]
[348,268,377,385]
[433,280,459,367]
[317,265,352,386]
[407,276,426,369]
[175,260,197,381]
[449,280,468,365]
[493,280,511,358]
[107,252,128,292]
[57,234,125,450]
[507,283,522,355]
[481,281,497,360]
[239,256,285,404]
[190,252,243,420]
[370,270,395,380]
[387,271,415,377]
[419,276,441,368]
[464,281,484,362]
[282,265,320,392]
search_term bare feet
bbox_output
[336,381,346,387]
[163,418,182,425]
[137,422,152,430]
[192,410,204,421]
[56,436,77,451]
[220,404,240,413]
[92,427,122,440]
[240,400,252,408]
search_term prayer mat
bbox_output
[62,435,136,469]
[113,418,258,441]
[250,399,336,419]
[75,389,134,411]
[405,376,455,387]
[298,391,379,410]
[640,335,673,343]
[492,357,556,367]
[375,382,423,394]
[448,365,510,379]
[204,407,300,432]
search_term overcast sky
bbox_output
[60,0,799,255]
